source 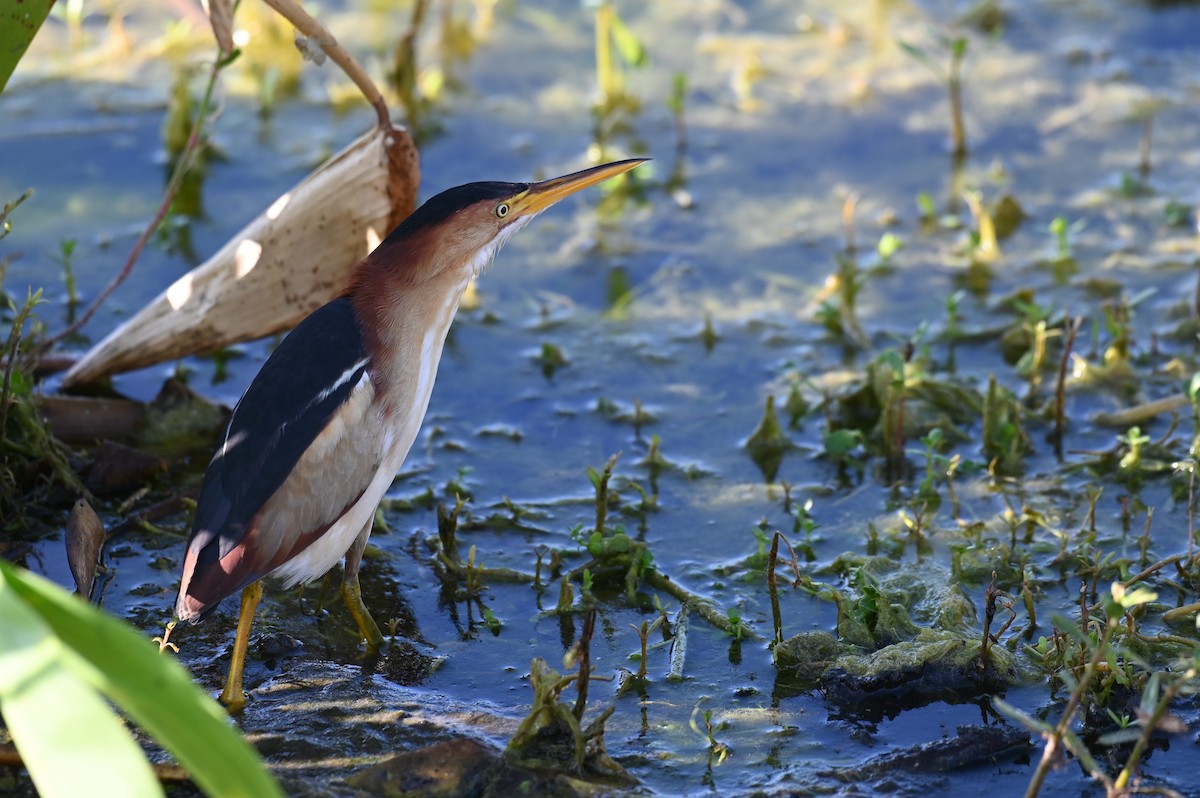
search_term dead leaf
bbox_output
[66,498,105,599]
[62,123,418,387]
[202,0,235,56]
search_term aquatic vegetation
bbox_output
[899,33,970,157]
[7,0,1200,795]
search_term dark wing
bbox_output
[177,296,370,620]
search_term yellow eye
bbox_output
[494,202,510,219]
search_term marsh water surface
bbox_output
[4,0,1200,795]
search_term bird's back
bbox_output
[176,296,380,621]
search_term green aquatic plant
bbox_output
[899,33,970,156]
[816,251,870,348]
[593,0,645,115]
[981,374,1029,475]
[667,71,688,151]
[995,582,1189,798]
[506,610,631,786]
[1,287,82,527]
[745,395,789,482]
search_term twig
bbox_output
[1093,394,1189,428]
[1087,554,1187,616]
[260,0,389,128]
[768,530,804,646]
[1161,601,1200,624]
[1024,619,1116,798]
[1191,461,1196,563]
[573,608,595,721]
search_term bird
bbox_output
[175,158,647,709]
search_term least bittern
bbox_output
[175,158,647,709]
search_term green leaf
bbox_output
[609,11,647,68]
[0,576,163,798]
[877,232,903,259]
[1139,672,1162,716]
[667,72,687,115]
[1097,728,1143,746]
[898,39,938,74]
[991,696,1053,735]
[0,0,54,92]
[824,428,863,459]
[0,562,283,798]
[1061,727,1101,773]
[916,191,936,221]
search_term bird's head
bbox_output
[364,158,647,287]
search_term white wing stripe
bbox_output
[313,357,370,406]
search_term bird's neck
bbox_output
[350,260,471,426]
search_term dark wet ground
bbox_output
[4,0,1200,794]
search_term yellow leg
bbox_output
[342,520,384,652]
[219,580,263,711]
[342,574,384,654]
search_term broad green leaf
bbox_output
[0,574,163,798]
[0,0,53,92]
[0,561,282,798]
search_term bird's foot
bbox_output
[341,575,385,653]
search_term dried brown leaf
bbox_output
[65,498,105,599]
[63,124,418,386]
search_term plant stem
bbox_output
[44,53,228,350]
[1053,316,1080,456]
[948,43,967,157]
[595,1,615,105]
[1024,619,1115,798]
[1,293,38,437]
[260,0,390,128]
[573,608,595,721]
[1115,668,1194,790]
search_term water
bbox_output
[3,0,1200,794]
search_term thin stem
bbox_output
[595,1,614,104]
[1115,669,1194,790]
[573,608,596,720]
[44,54,228,350]
[1,293,38,436]
[1024,620,1115,798]
[948,57,966,156]
[260,0,389,128]
[1087,553,1187,616]
[1053,316,1081,457]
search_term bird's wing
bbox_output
[178,296,385,619]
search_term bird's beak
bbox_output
[516,158,648,216]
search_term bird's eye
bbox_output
[494,202,510,219]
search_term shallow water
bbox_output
[4,0,1200,795]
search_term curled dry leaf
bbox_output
[66,498,105,599]
[62,123,419,387]
[202,0,235,56]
